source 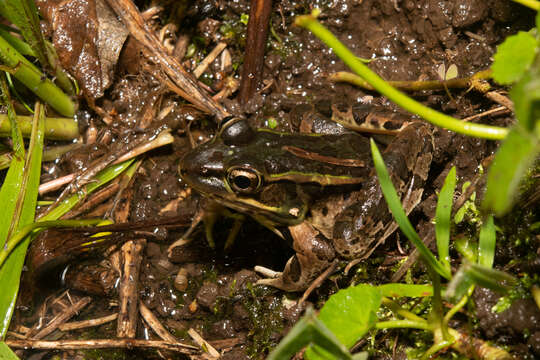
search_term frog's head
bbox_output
[179,118,308,226]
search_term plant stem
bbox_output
[442,286,474,332]
[422,340,455,360]
[381,298,426,323]
[0,35,75,117]
[295,11,508,140]
[375,319,429,331]
[0,114,79,140]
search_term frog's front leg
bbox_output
[255,222,335,292]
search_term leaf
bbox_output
[318,284,381,347]
[435,167,456,273]
[478,215,495,268]
[482,126,539,216]
[0,101,44,339]
[491,31,537,85]
[377,283,433,298]
[268,308,353,360]
[446,263,516,303]
[445,64,458,80]
[370,139,451,280]
[0,342,19,359]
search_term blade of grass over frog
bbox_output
[0,219,103,269]
[0,114,79,140]
[0,0,75,95]
[512,0,540,10]
[0,35,75,117]
[295,11,508,140]
[435,167,456,273]
[267,307,353,360]
[370,139,451,280]
[482,127,539,215]
[40,159,135,221]
[0,102,44,339]
[478,215,495,268]
[0,341,20,359]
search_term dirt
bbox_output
[9,0,540,359]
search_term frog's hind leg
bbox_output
[255,222,335,292]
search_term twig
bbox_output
[193,42,227,78]
[139,302,177,343]
[28,297,92,339]
[5,339,198,354]
[105,0,229,120]
[58,313,118,331]
[117,240,145,338]
[485,91,514,111]
[188,328,220,358]
[299,260,338,305]
[238,0,274,104]
[461,106,509,122]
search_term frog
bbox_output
[178,115,433,291]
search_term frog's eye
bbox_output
[220,117,255,146]
[226,166,262,193]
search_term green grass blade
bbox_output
[0,341,19,359]
[370,139,451,280]
[478,215,495,268]
[40,160,136,221]
[0,103,44,339]
[482,126,539,216]
[435,167,456,273]
[0,26,35,56]
[0,35,75,117]
[0,0,74,94]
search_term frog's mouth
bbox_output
[206,192,307,227]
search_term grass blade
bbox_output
[0,341,19,359]
[435,167,456,273]
[478,215,495,268]
[0,34,75,117]
[0,102,44,339]
[370,139,451,280]
[482,126,539,215]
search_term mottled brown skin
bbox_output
[179,118,433,291]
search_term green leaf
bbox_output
[377,283,433,298]
[482,126,539,216]
[370,139,451,280]
[478,215,495,268]
[0,101,44,339]
[491,31,537,85]
[446,263,516,302]
[0,342,19,359]
[509,71,540,130]
[318,284,381,347]
[268,308,353,360]
[435,167,456,273]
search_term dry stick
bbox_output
[139,302,177,343]
[188,328,220,359]
[193,42,227,78]
[117,240,145,338]
[485,91,514,111]
[28,297,92,339]
[238,0,273,105]
[299,260,339,305]
[105,0,229,120]
[58,313,118,331]
[461,106,509,122]
[5,339,198,354]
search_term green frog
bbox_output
[178,116,433,291]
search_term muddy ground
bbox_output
[8,0,540,359]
